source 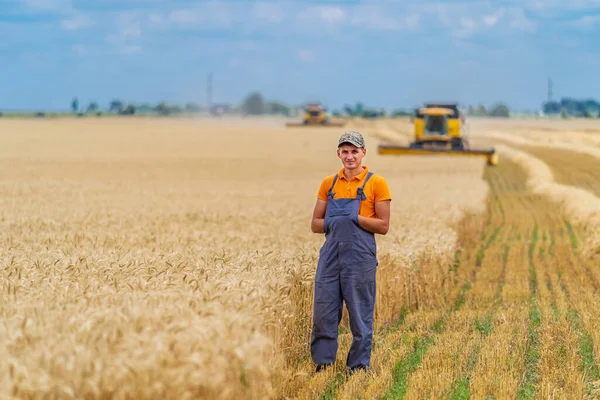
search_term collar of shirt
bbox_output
[338,166,369,182]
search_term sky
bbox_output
[1,0,600,111]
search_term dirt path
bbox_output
[290,153,600,399]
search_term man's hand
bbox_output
[311,199,327,233]
[357,200,391,235]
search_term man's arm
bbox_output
[311,199,327,233]
[357,200,391,235]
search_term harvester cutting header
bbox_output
[285,103,346,127]
[377,102,498,166]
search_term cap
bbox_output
[338,131,365,148]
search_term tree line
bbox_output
[542,98,600,118]
[1,91,518,118]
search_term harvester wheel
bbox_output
[450,138,465,150]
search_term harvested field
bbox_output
[1,117,600,399]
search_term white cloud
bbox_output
[61,14,94,31]
[567,15,600,29]
[508,8,537,32]
[238,40,259,51]
[120,45,141,55]
[350,5,402,31]
[483,9,505,27]
[24,0,72,12]
[418,3,536,37]
[105,13,144,56]
[165,2,236,28]
[404,14,421,29]
[297,6,346,28]
[89,0,544,43]
[252,2,284,23]
[228,57,240,68]
[168,10,199,25]
[148,14,163,26]
[524,0,600,11]
[297,49,315,63]
[316,6,346,26]
[71,44,88,56]
[106,13,142,42]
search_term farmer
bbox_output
[310,131,391,374]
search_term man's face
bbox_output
[337,143,366,169]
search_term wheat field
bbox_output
[1,116,600,399]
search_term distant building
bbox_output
[210,104,231,115]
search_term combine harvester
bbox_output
[377,102,498,166]
[285,103,346,127]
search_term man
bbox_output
[310,131,392,374]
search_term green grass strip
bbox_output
[566,310,600,397]
[516,227,541,399]
[382,280,473,400]
[564,220,578,250]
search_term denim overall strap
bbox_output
[356,172,374,200]
[327,174,339,200]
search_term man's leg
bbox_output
[341,264,377,369]
[310,274,343,367]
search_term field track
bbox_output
[291,154,600,399]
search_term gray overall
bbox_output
[311,172,378,369]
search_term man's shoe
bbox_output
[315,364,332,373]
[348,365,369,375]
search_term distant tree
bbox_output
[542,101,561,115]
[119,104,136,115]
[362,109,379,119]
[561,107,569,119]
[343,102,366,117]
[242,92,265,115]
[87,102,99,113]
[155,102,171,116]
[109,100,124,113]
[169,104,184,114]
[355,102,364,116]
[266,101,290,116]
[343,105,356,116]
[185,102,202,113]
[392,109,412,117]
[71,97,79,113]
[489,103,510,118]
[473,104,488,116]
[136,104,154,113]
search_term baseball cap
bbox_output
[338,131,365,148]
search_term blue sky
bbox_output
[1,0,600,111]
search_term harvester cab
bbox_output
[378,102,498,166]
[285,103,345,127]
[304,103,328,124]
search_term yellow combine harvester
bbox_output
[377,102,498,166]
[285,103,345,127]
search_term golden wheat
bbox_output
[496,143,600,258]
[0,117,491,399]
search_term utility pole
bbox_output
[548,77,553,103]
[207,72,213,108]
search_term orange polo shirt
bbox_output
[317,166,392,218]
